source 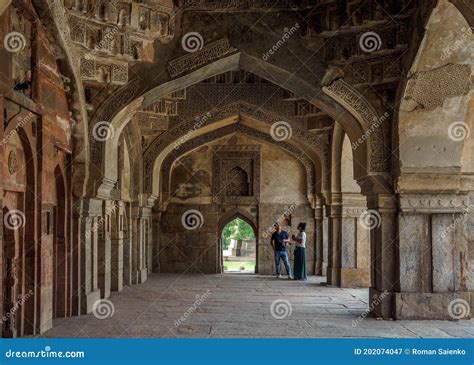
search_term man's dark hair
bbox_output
[298,222,306,231]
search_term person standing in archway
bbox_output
[271,223,293,279]
[291,222,307,281]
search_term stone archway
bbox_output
[90,55,385,200]
[218,209,258,274]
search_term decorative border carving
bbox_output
[322,79,388,172]
[167,38,237,78]
[399,194,470,213]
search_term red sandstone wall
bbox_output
[0,0,73,336]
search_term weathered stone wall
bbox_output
[0,0,73,335]
[160,134,314,274]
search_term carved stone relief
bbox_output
[211,145,260,205]
[323,79,388,172]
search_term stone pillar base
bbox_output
[394,292,471,320]
[341,268,370,288]
[369,287,395,319]
[81,290,101,315]
[326,267,341,286]
[134,269,148,284]
[111,270,124,292]
[321,262,328,277]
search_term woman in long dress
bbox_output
[291,222,307,280]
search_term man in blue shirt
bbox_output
[271,223,293,279]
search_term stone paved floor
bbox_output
[41,274,474,338]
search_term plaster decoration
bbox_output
[167,38,237,78]
[404,64,471,110]
[212,146,261,204]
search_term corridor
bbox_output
[41,274,474,338]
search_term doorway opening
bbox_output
[221,218,256,273]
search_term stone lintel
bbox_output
[397,171,462,193]
[399,193,470,213]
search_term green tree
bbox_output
[222,218,255,249]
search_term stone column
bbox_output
[110,201,124,292]
[327,193,342,286]
[123,202,132,286]
[77,198,101,314]
[98,200,112,299]
[314,199,324,276]
[395,193,471,319]
[131,204,148,284]
[152,208,161,273]
[142,207,153,275]
[366,193,398,319]
[322,205,329,276]
[340,194,370,287]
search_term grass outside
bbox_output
[223,259,256,272]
